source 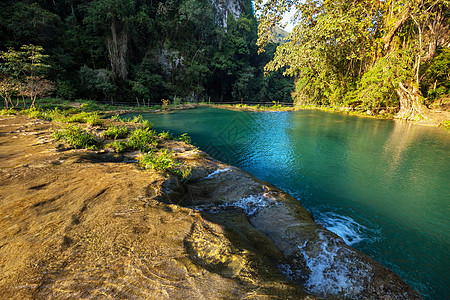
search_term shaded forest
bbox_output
[0,0,293,106]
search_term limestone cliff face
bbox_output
[210,0,245,27]
[155,0,249,87]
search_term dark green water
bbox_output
[122,108,450,299]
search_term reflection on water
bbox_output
[122,108,450,299]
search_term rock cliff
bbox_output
[210,0,245,28]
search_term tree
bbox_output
[256,0,450,119]
[21,76,54,107]
[79,66,116,102]
[0,0,294,105]
[0,44,52,107]
[83,0,137,81]
[0,76,20,108]
[385,1,450,120]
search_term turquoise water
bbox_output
[122,108,450,299]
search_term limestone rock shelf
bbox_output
[0,115,420,299]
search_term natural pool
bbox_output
[121,107,450,299]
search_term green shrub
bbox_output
[45,108,67,121]
[126,128,157,152]
[86,112,102,126]
[102,125,129,139]
[79,100,101,111]
[122,115,153,129]
[67,111,90,123]
[139,149,178,171]
[20,107,65,121]
[158,131,172,140]
[66,107,81,114]
[23,107,51,120]
[139,119,153,129]
[177,133,191,144]
[52,125,97,149]
[173,165,192,180]
[107,140,127,153]
[270,101,283,109]
[65,111,102,125]
[121,115,152,127]
[139,149,191,179]
[130,115,144,123]
[153,105,161,110]
[111,114,121,122]
[0,108,16,115]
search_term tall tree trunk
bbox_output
[106,16,128,81]
[383,4,411,54]
[7,95,14,108]
[396,81,431,120]
[31,95,37,108]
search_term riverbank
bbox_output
[4,98,448,128]
[0,113,421,298]
[114,100,448,128]
[199,103,450,128]
[0,114,308,298]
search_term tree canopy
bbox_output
[0,0,294,105]
[256,0,450,118]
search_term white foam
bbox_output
[232,194,270,215]
[203,167,232,179]
[212,192,277,216]
[298,232,370,296]
[318,212,379,246]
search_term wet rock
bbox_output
[187,165,422,299]
[184,220,246,278]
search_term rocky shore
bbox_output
[0,115,421,299]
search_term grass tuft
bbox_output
[126,128,157,152]
[106,140,127,153]
[177,133,191,144]
[158,131,172,140]
[0,108,17,115]
[139,149,191,179]
[102,125,129,139]
[140,149,178,171]
[52,125,98,149]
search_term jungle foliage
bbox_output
[256,0,450,116]
[0,0,293,105]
